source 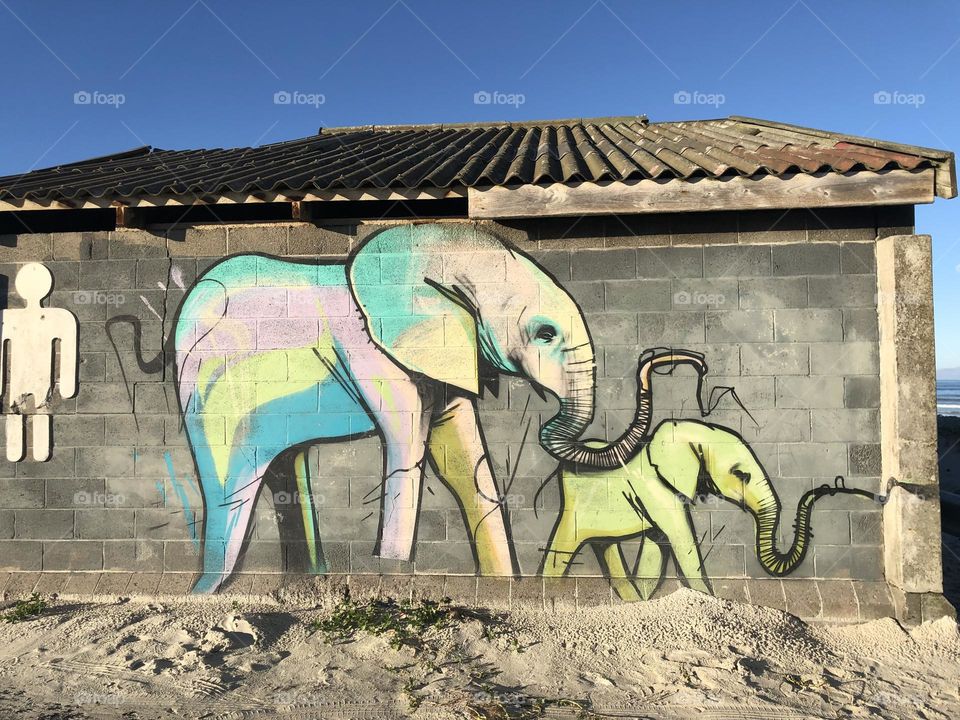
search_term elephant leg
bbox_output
[292,449,325,574]
[540,510,581,576]
[427,395,516,575]
[372,389,432,561]
[633,536,666,600]
[593,542,643,602]
[662,511,712,595]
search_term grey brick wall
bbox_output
[0,216,885,593]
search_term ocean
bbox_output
[938,380,960,417]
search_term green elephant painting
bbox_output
[541,413,872,601]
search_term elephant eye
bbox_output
[732,468,751,484]
[534,325,558,343]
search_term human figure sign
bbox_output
[1,263,78,462]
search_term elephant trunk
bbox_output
[540,350,707,470]
[754,487,818,576]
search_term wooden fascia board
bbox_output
[467,169,937,219]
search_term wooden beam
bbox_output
[468,169,937,219]
[0,185,468,213]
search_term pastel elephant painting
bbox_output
[540,354,872,600]
[174,223,625,593]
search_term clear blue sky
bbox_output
[2,2,959,365]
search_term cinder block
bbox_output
[589,313,639,345]
[0,479,44,508]
[746,578,786,610]
[808,275,877,308]
[443,575,478,604]
[61,572,103,595]
[53,232,108,260]
[776,376,844,408]
[848,443,882,476]
[95,573,131,596]
[738,277,807,310]
[53,415,105,447]
[287,224,353,256]
[564,281,605,312]
[43,541,103,571]
[671,279,737,311]
[476,577,511,609]
[637,246,702,278]
[108,230,167,258]
[842,308,879,342]
[774,309,843,343]
[77,446,135,478]
[740,343,809,376]
[4,571,41,594]
[636,312,705,346]
[604,279,672,312]
[850,510,883,545]
[817,580,860,621]
[572,249,636,280]
[136,508,195,540]
[850,581,894,620]
[15,510,74,540]
[783,580,822,619]
[811,409,879,442]
[76,383,134,414]
[77,509,135,539]
[14,448,76,480]
[705,310,773,343]
[544,577,577,611]
[815,545,884,580]
[710,578,748,603]
[1,233,53,261]
[78,260,137,290]
[0,542,41,571]
[413,542,474,573]
[704,245,771,277]
[844,376,880,408]
[604,214,670,247]
[739,409,810,443]
[778,443,848,478]
[103,539,165,572]
[921,593,957,622]
[511,577,543,609]
[166,226,227,257]
[840,243,876,274]
[528,250,571,282]
[227,225,288,254]
[772,244,840,276]
[810,343,879,375]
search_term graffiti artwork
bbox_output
[1,263,79,462]
[102,222,877,597]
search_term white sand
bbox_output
[1,588,958,719]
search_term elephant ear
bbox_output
[348,225,480,395]
[646,422,704,500]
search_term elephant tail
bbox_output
[105,314,173,376]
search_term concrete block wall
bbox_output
[0,209,936,621]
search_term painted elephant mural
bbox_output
[173,223,622,593]
[108,221,879,596]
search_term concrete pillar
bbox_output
[877,234,942,593]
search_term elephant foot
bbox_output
[191,573,226,595]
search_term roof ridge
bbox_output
[318,115,651,135]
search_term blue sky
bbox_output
[2,1,959,365]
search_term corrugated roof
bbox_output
[0,115,954,206]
